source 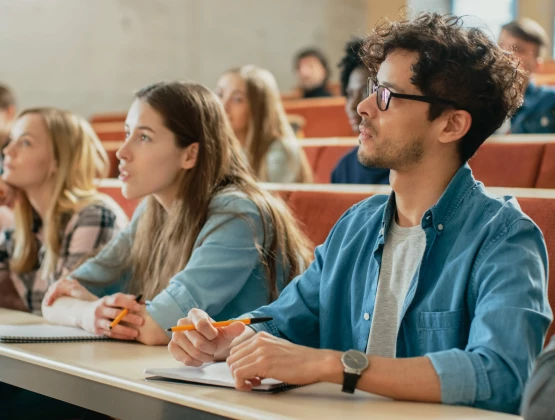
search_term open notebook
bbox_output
[0,324,111,343]
[145,362,300,393]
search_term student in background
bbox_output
[0,84,17,160]
[42,81,313,346]
[0,108,127,313]
[168,13,550,414]
[331,38,390,184]
[521,335,555,419]
[498,18,555,133]
[0,84,18,231]
[215,65,312,183]
[295,48,333,98]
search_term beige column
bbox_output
[518,0,554,58]
[367,0,407,32]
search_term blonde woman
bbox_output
[42,81,313,346]
[215,65,312,183]
[0,108,127,313]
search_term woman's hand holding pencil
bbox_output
[78,293,145,340]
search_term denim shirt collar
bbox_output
[379,163,477,240]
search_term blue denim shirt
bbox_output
[247,164,551,414]
[511,83,555,134]
[71,190,285,329]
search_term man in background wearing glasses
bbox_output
[168,12,551,415]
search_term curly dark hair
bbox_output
[338,38,365,96]
[362,12,526,162]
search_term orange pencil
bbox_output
[109,294,142,330]
[166,317,273,332]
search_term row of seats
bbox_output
[302,136,555,186]
[101,135,555,188]
[91,97,353,138]
[97,179,555,343]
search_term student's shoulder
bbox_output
[70,200,128,231]
[536,84,555,105]
[337,193,389,225]
[209,188,260,217]
[470,184,540,234]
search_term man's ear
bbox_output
[181,142,199,170]
[438,109,472,145]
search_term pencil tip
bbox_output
[166,328,172,331]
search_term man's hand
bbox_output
[79,293,144,340]
[226,332,342,391]
[168,308,254,367]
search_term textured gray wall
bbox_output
[0,0,367,117]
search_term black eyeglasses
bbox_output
[368,79,458,111]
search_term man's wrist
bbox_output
[316,350,344,384]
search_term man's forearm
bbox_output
[320,352,441,403]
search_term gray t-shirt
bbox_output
[366,218,426,357]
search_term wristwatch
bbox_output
[341,349,369,394]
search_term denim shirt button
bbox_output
[437,224,444,231]
[364,312,370,320]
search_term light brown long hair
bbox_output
[11,108,123,278]
[224,65,312,183]
[128,82,313,301]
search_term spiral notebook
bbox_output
[144,362,300,393]
[0,324,111,343]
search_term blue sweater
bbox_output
[71,190,286,329]
[331,147,390,184]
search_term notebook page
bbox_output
[0,324,105,339]
[145,362,283,390]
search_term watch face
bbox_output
[342,350,369,370]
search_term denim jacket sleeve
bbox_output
[146,196,266,330]
[427,219,551,414]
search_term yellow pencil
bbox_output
[109,294,142,330]
[166,317,272,332]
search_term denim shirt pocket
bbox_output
[418,308,467,354]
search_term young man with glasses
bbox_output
[168,13,551,415]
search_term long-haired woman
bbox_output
[215,65,312,183]
[0,108,127,313]
[43,81,313,345]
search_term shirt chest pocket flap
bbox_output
[417,309,467,353]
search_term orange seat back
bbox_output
[536,143,555,188]
[469,142,545,188]
[519,198,555,342]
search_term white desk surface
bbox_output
[0,309,521,420]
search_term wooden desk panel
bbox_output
[0,310,521,420]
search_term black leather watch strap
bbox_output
[342,372,360,394]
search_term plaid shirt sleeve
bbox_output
[55,203,125,279]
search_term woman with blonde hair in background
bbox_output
[215,65,312,183]
[0,108,127,313]
[42,81,313,346]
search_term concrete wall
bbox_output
[0,0,367,117]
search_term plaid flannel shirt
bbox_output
[0,203,127,314]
